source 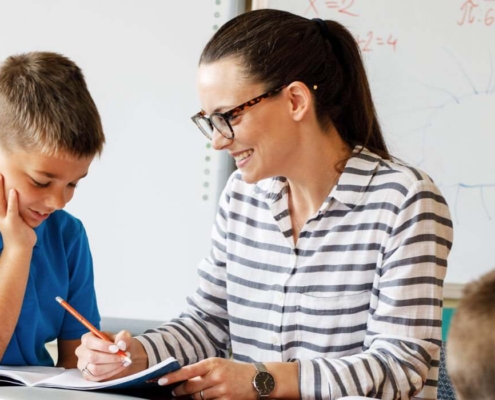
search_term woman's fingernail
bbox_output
[117,340,127,350]
[158,378,168,386]
[123,361,131,367]
[109,345,119,353]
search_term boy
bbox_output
[0,51,105,368]
[446,268,495,400]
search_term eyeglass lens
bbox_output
[196,114,233,139]
[195,117,214,139]
[211,115,232,138]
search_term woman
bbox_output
[76,9,453,400]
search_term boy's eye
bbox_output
[32,179,50,188]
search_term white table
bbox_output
[0,386,176,399]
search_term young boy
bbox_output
[0,51,105,368]
[446,268,495,400]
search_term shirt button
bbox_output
[271,336,279,345]
[277,292,284,301]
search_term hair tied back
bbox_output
[312,18,333,42]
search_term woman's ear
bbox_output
[285,81,313,122]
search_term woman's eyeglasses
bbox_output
[191,85,287,140]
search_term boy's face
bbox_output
[0,147,93,228]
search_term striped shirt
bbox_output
[136,147,453,400]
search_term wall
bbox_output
[0,0,243,321]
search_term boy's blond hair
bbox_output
[0,51,104,157]
[446,268,495,400]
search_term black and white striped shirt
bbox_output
[137,147,453,400]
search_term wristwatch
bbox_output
[252,362,275,398]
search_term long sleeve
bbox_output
[136,148,453,400]
[298,178,453,399]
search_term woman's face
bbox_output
[196,59,298,184]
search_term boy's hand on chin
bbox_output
[0,175,37,253]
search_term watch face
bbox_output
[253,371,275,395]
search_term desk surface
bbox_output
[0,386,179,400]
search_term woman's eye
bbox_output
[229,114,241,124]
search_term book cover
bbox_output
[0,357,180,391]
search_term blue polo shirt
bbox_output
[0,210,100,366]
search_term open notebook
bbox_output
[0,357,179,391]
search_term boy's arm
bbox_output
[0,248,33,358]
[56,339,81,368]
[0,185,37,360]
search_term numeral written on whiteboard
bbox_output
[355,32,398,52]
[305,0,360,17]
[458,0,495,26]
[325,0,359,17]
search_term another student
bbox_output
[0,51,105,368]
[446,269,495,400]
[76,9,453,399]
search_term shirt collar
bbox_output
[259,146,382,210]
[332,147,381,209]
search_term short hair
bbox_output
[446,268,495,400]
[0,51,105,157]
[200,9,389,160]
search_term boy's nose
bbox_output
[46,190,68,211]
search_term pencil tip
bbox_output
[55,296,63,303]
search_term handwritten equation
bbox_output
[305,0,398,52]
[458,0,495,26]
[355,32,398,52]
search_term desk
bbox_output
[0,386,183,400]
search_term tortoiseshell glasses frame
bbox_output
[191,85,288,140]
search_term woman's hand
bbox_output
[160,358,258,400]
[75,330,148,382]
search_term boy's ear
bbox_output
[285,81,313,122]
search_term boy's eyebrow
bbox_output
[34,171,88,180]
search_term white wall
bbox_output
[0,0,242,321]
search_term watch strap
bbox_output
[252,362,274,398]
[254,362,268,373]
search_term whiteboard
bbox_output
[252,0,495,285]
[0,0,242,321]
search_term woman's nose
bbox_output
[211,129,232,150]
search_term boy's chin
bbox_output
[21,213,48,229]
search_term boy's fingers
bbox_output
[6,189,18,215]
[0,176,7,212]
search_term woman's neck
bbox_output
[286,127,351,218]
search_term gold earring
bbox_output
[313,85,318,90]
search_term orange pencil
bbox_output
[55,296,132,364]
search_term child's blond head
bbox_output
[447,269,495,400]
[0,51,105,157]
